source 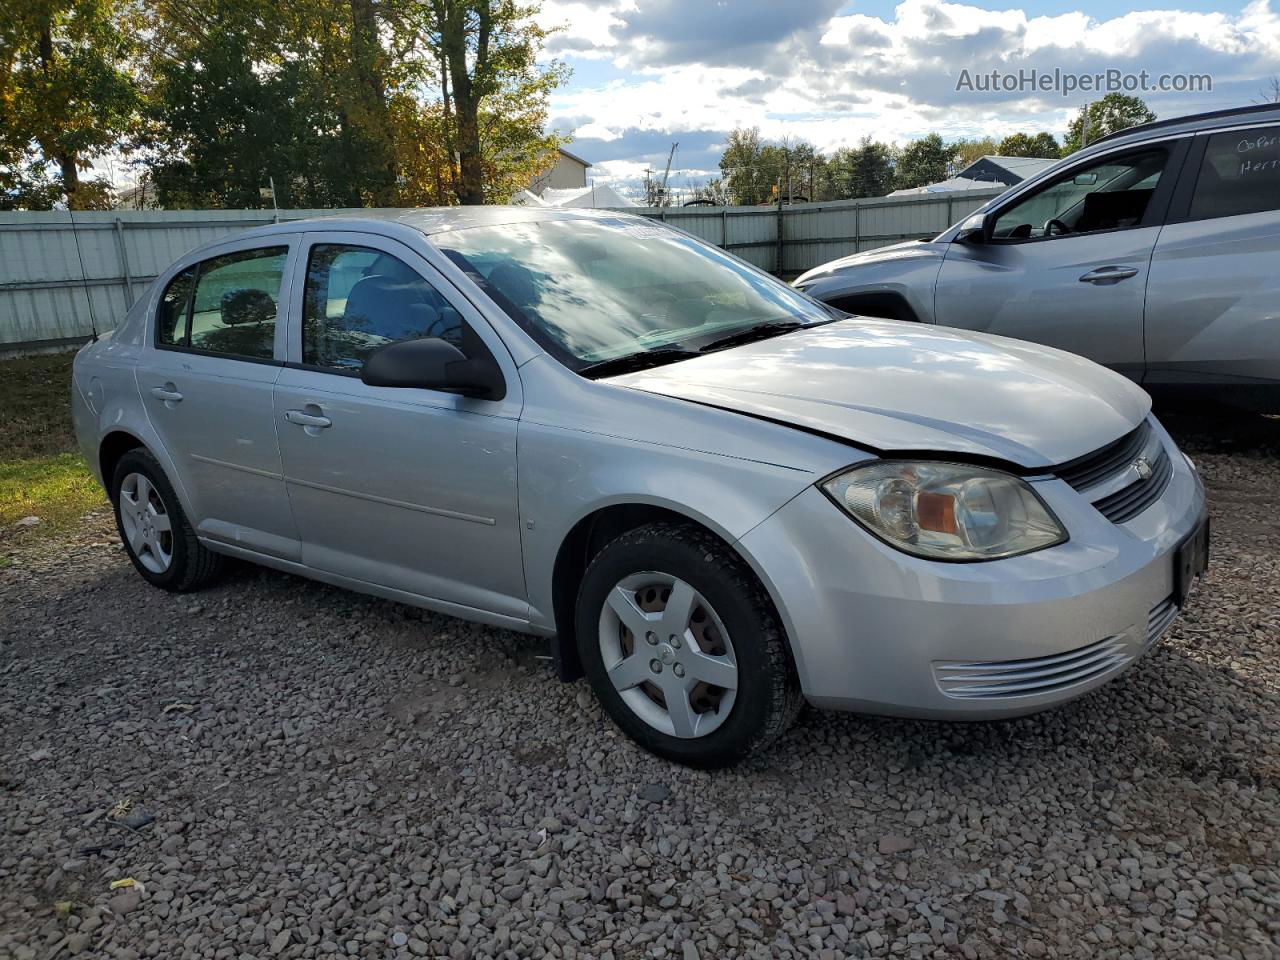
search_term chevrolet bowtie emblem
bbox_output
[1133,456,1153,480]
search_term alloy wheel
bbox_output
[597,571,738,738]
[119,472,174,574]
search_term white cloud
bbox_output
[541,0,1280,186]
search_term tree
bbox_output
[894,133,954,190]
[137,0,568,208]
[951,137,998,171]
[0,0,140,208]
[720,127,768,205]
[1257,76,1280,104]
[1063,94,1155,154]
[428,0,568,205]
[997,131,1060,158]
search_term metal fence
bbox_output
[0,188,1003,353]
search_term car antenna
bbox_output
[67,203,99,343]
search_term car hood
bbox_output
[794,240,946,287]
[605,319,1150,468]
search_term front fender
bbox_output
[798,247,947,323]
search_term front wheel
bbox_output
[575,522,801,767]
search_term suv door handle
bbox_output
[1079,266,1139,284]
[284,409,332,429]
[150,385,184,403]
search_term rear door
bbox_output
[1144,123,1280,401]
[140,240,301,561]
[273,231,527,622]
[933,140,1188,380]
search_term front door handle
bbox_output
[150,385,184,403]
[1079,266,1139,284]
[284,409,332,429]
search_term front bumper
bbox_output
[739,425,1207,719]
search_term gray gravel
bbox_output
[2,415,1278,960]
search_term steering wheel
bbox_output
[1043,218,1072,237]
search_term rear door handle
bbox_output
[284,409,332,429]
[150,386,183,403]
[1079,266,1139,284]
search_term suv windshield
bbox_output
[433,218,832,370]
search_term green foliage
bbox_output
[1063,94,1156,154]
[894,133,955,190]
[0,0,140,208]
[951,137,999,170]
[997,131,1061,159]
[2,0,568,209]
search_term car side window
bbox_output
[178,247,288,360]
[1189,126,1280,221]
[991,147,1169,241]
[302,243,465,373]
[156,267,195,346]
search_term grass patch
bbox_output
[1,352,79,460]
[0,352,105,549]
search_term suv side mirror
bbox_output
[954,212,990,243]
[361,337,505,401]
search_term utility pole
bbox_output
[1081,100,1091,147]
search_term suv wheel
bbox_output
[575,521,801,767]
[111,449,222,592]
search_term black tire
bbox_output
[575,521,802,767]
[111,449,222,592]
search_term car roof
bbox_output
[227,205,648,245]
[1084,103,1280,151]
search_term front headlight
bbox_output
[821,461,1067,561]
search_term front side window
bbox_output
[432,218,833,369]
[1189,126,1280,220]
[992,148,1169,241]
[186,247,287,359]
[302,244,466,372]
[156,267,195,346]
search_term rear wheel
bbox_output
[575,522,801,767]
[111,449,222,592]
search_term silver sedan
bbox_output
[72,208,1209,766]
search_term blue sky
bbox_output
[533,0,1280,199]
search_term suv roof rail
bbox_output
[1091,102,1280,146]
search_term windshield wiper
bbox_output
[696,319,814,354]
[577,346,701,379]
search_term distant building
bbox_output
[526,147,592,195]
[888,155,1058,197]
[954,155,1058,186]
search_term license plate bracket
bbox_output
[1174,513,1210,606]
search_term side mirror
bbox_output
[953,212,990,244]
[361,337,505,401]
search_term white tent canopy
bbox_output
[538,183,635,208]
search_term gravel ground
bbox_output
[1,415,1277,960]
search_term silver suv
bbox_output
[794,104,1280,412]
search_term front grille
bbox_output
[1053,419,1173,524]
[1092,447,1173,523]
[1147,595,1178,645]
[1057,422,1151,492]
[933,636,1131,700]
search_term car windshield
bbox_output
[432,217,832,370]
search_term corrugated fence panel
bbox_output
[0,192,1005,350]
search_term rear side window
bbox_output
[302,244,464,373]
[1189,127,1280,220]
[182,247,288,360]
[156,268,195,345]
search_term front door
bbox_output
[140,241,302,561]
[934,141,1188,381]
[272,232,527,622]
